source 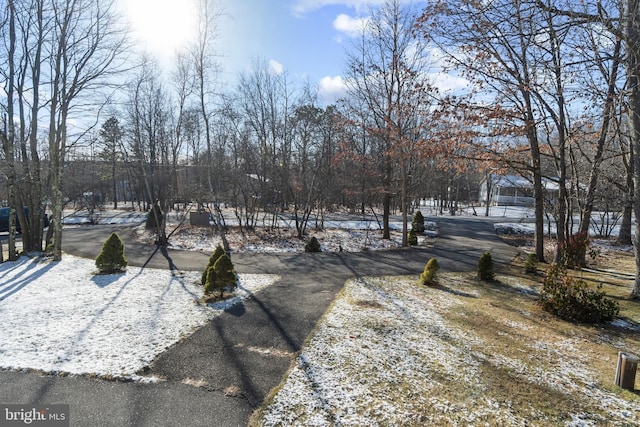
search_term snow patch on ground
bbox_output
[0,255,277,379]
[156,226,436,254]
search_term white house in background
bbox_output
[479,174,559,206]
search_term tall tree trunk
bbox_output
[524,91,546,262]
[579,40,622,251]
[628,0,640,298]
[5,0,18,261]
[383,157,392,240]
[618,142,634,246]
[401,157,409,247]
[113,159,118,209]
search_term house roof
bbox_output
[489,174,559,191]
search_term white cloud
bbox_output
[430,73,469,93]
[292,0,375,16]
[268,59,285,75]
[318,75,349,104]
[292,0,421,16]
[333,14,369,37]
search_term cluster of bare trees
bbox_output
[2,0,640,296]
[0,0,127,261]
[417,0,640,296]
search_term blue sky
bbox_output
[219,0,365,74]
[221,0,368,102]
[123,0,417,104]
[219,0,379,102]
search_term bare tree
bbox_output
[1,0,20,260]
[126,58,172,246]
[533,0,640,294]
[183,0,233,250]
[237,58,295,226]
[288,93,332,238]
[345,0,437,246]
[418,0,562,261]
[44,0,128,260]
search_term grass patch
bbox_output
[252,251,640,426]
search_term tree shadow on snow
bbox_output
[0,257,57,301]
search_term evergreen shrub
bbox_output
[524,253,539,274]
[95,232,128,274]
[412,211,425,233]
[204,253,237,298]
[203,267,218,296]
[305,236,321,252]
[477,251,495,281]
[201,245,226,286]
[539,263,619,323]
[420,258,440,286]
[408,228,418,246]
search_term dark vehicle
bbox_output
[0,207,50,233]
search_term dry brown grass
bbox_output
[254,244,640,426]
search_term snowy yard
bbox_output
[2,205,640,426]
[151,224,437,254]
[255,275,640,427]
[0,254,277,380]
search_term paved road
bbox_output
[0,216,517,427]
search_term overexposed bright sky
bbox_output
[122,0,198,58]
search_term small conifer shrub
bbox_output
[95,232,128,274]
[305,236,321,252]
[215,254,237,296]
[477,251,495,281]
[203,267,219,296]
[408,228,418,246]
[204,253,237,298]
[524,253,539,274]
[420,258,440,286]
[412,211,425,233]
[201,245,226,286]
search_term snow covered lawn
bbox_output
[255,275,640,426]
[154,225,437,254]
[0,255,277,380]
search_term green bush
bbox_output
[305,236,321,252]
[524,253,539,274]
[560,231,590,269]
[477,251,495,281]
[539,263,619,323]
[203,267,218,296]
[412,211,425,233]
[95,232,128,274]
[201,245,226,286]
[408,228,418,246]
[204,253,237,298]
[420,258,440,286]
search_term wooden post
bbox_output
[615,352,640,390]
